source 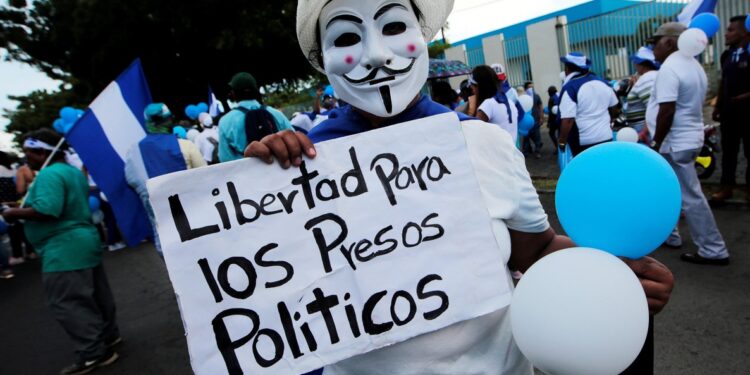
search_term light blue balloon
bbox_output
[173,126,187,139]
[60,106,78,124]
[197,102,209,113]
[519,112,535,135]
[689,13,721,37]
[555,142,681,259]
[53,118,66,134]
[185,105,200,120]
[75,109,85,117]
[88,196,101,212]
[324,85,335,97]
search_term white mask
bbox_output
[319,0,428,118]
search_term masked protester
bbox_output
[245,1,674,373]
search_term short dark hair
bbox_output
[565,62,587,74]
[26,128,68,160]
[730,15,748,25]
[524,81,533,89]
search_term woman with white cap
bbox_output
[625,46,660,141]
[246,1,674,373]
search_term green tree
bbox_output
[2,88,83,144]
[1,0,314,125]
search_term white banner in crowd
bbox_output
[147,113,512,375]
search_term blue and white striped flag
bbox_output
[208,86,224,117]
[66,59,153,247]
[676,0,718,25]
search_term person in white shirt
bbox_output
[194,112,220,164]
[244,1,675,373]
[557,52,619,156]
[625,46,660,139]
[647,22,730,265]
[473,65,522,143]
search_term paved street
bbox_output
[1,191,748,375]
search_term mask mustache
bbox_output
[343,58,416,85]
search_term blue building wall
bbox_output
[453,0,639,50]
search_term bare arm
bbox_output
[558,118,575,148]
[652,102,676,147]
[477,110,490,123]
[2,207,55,222]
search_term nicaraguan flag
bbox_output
[66,59,153,247]
[208,86,224,117]
[676,0,718,24]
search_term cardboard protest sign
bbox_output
[147,113,513,375]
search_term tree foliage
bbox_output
[0,0,315,128]
[2,89,84,144]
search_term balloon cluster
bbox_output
[185,102,209,120]
[678,13,720,57]
[511,142,682,374]
[53,106,85,135]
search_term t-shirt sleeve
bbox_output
[269,107,294,132]
[655,67,679,103]
[506,145,550,233]
[462,121,550,233]
[559,92,577,119]
[478,99,495,120]
[608,87,619,107]
[26,170,64,218]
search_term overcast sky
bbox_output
[0,0,595,149]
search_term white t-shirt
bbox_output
[478,97,519,142]
[324,120,549,375]
[194,127,220,163]
[559,76,618,145]
[647,52,706,153]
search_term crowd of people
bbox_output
[0,0,747,373]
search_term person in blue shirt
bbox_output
[244,0,674,373]
[217,72,294,162]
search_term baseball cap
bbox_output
[144,103,172,126]
[229,72,258,92]
[646,22,687,43]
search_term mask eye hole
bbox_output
[382,22,406,36]
[334,32,361,47]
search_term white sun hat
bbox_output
[296,0,455,73]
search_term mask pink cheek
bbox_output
[407,44,416,53]
[345,55,354,65]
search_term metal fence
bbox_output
[466,46,486,67]
[503,35,532,88]
[562,0,688,80]
[562,0,750,80]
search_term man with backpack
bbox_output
[218,72,294,162]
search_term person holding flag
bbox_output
[124,103,206,253]
[2,129,121,375]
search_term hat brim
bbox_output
[297,0,455,73]
[559,57,591,70]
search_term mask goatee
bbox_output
[379,86,393,114]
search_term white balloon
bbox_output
[187,129,200,142]
[511,248,649,375]
[518,95,534,112]
[616,127,639,143]
[678,28,708,57]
